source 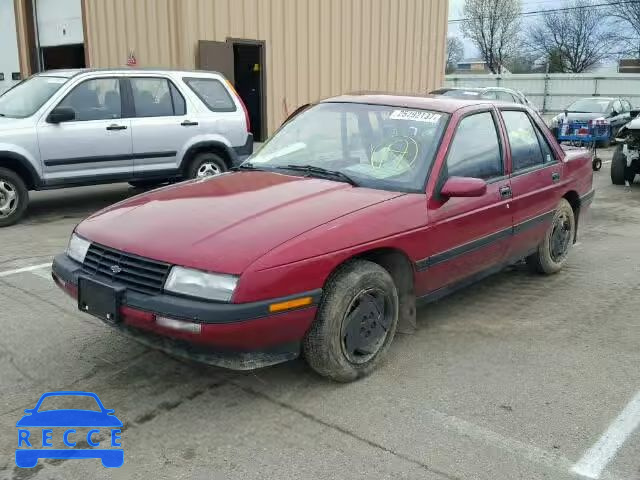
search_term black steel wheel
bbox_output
[303,259,399,382]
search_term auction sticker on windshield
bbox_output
[389,110,442,123]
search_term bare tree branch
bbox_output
[605,0,640,57]
[446,37,465,73]
[461,0,522,73]
[527,0,618,73]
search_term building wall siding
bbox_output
[84,0,448,133]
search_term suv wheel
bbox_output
[187,152,228,179]
[0,167,28,227]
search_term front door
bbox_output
[38,77,132,185]
[127,76,194,177]
[421,110,513,294]
[500,109,564,259]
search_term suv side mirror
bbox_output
[440,176,487,198]
[48,106,76,124]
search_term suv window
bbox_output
[183,78,236,112]
[502,110,548,171]
[446,112,503,180]
[131,77,186,117]
[58,78,121,121]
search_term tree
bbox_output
[504,52,536,73]
[461,0,522,74]
[527,0,617,73]
[446,37,465,73]
[605,0,640,57]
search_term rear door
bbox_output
[500,109,563,258]
[38,76,133,185]
[127,76,194,177]
[422,108,513,293]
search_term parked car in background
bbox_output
[0,69,253,227]
[53,94,594,382]
[549,97,633,147]
[429,87,538,111]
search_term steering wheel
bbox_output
[370,136,419,169]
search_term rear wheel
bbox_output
[186,152,228,179]
[526,198,575,275]
[303,260,399,382]
[0,167,28,227]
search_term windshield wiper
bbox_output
[232,162,269,171]
[282,164,358,186]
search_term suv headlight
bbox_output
[67,233,91,263]
[164,266,238,302]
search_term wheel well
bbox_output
[352,248,417,334]
[182,144,232,174]
[0,157,37,190]
[563,190,580,242]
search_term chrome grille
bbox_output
[82,243,170,295]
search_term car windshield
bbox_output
[246,102,449,192]
[0,75,68,118]
[567,98,611,113]
[36,394,101,412]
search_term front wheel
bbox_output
[303,260,399,382]
[526,198,575,275]
[186,152,228,179]
[0,167,29,227]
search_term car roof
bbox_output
[37,67,224,78]
[322,93,501,113]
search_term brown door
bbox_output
[197,40,234,83]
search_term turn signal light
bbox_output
[268,296,313,313]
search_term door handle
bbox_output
[552,172,560,183]
[106,124,127,131]
[181,120,199,127]
[499,185,512,199]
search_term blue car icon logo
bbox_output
[16,391,123,468]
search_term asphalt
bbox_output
[1,150,639,480]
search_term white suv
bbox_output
[0,68,253,226]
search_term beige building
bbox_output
[9,0,448,139]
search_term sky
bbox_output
[448,0,570,60]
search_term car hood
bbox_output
[16,410,123,427]
[76,171,405,274]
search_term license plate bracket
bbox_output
[77,276,124,324]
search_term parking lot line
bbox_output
[0,262,51,278]
[571,391,640,479]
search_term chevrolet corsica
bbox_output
[52,94,595,382]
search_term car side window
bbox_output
[183,77,236,112]
[502,110,546,171]
[446,112,503,180]
[131,77,185,117]
[612,100,622,115]
[496,91,515,103]
[58,78,121,121]
[480,90,497,100]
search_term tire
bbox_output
[592,157,602,171]
[186,152,228,179]
[0,167,29,227]
[526,198,575,275]
[303,260,399,382]
[611,144,629,185]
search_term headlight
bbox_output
[164,266,238,302]
[67,233,91,263]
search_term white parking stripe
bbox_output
[0,262,51,278]
[602,160,612,165]
[571,391,640,479]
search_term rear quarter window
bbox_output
[183,77,236,112]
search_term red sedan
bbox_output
[52,94,594,382]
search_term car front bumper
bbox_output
[52,254,320,370]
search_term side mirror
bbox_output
[440,176,487,198]
[47,106,76,124]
